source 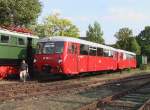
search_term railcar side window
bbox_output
[80,44,89,55]
[109,50,114,57]
[131,55,135,59]
[0,35,9,43]
[126,54,133,59]
[97,48,103,56]
[89,47,97,56]
[120,53,123,59]
[18,38,25,45]
[103,49,109,57]
[126,54,130,59]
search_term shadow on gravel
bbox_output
[35,71,111,83]
[3,70,121,83]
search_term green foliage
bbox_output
[32,13,80,37]
[30,24,47,37]
[115,27,141,54]
[115,27,133,49]
[86,21,104,44]
[128,37,141,55]
[127,68,131,72]
[0,0,41,26]
[136,26,150,61]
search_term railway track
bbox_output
[0,72,150,104]
[97,81,150,110]
[78,75,150,110]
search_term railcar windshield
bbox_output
[36,42,64,54]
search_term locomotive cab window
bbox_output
[0,35,9,43]
[103,49,109,57]
[18,38,25,45]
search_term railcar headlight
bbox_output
[58,59,62,64]
[34,58,37,63]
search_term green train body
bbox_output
[0,28,39,78]
[136,55,147,67]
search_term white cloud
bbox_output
[64,16,93,22]
[101,7,150,22]
[51,9,62,15]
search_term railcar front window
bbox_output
[55,42,64,53]
[43,43,55,54]
[36,42,64,54]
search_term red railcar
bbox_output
[34,36,136,75]
[117,49,136,69]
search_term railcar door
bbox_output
[78,44,89,73]
[65,42,78,74]
[113,51,118,70]
[88,46,97,71]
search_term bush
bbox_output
[127,68,131,72]
[139,64,148,70]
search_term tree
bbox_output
[86,21,104,44]
[115,27,141,54]
[136,26,150,61]
[128,37,141,55]
[115,27,133,49]
[0,0,41,26]
[30,24,47,37]
[32,13,80,37]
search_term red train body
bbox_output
[34,37,136,75]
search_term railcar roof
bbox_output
[38,36,117,51]
[117,49,136,55]
[0,28,39,39]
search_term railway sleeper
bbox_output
[121,95,148,101]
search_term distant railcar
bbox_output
[117,49,136,69]
[34,36,136,76]
[0,28,39,78]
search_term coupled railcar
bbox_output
[0,28,39,78]
[117,49,136,69]
[34,36,136,75]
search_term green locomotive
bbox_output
[0,27,39,78]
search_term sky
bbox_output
[38,0,150,44]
